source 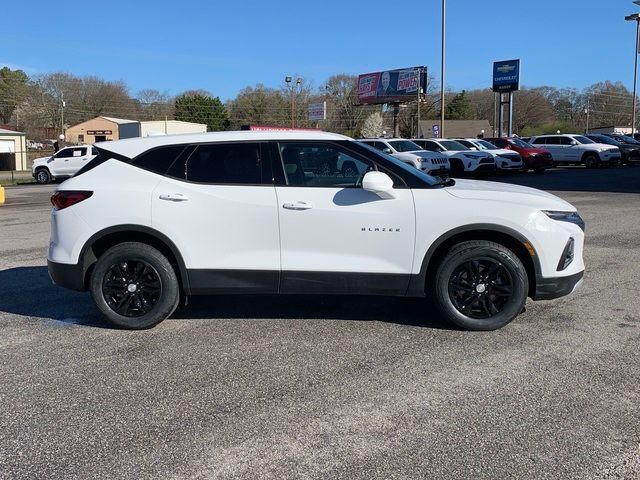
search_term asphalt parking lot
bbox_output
[1,168,639,480]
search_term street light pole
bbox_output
[440,0,446,138]
[626,11,640,135]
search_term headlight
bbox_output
[543,210,585,231]
[463,153,481,159]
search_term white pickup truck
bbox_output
[32,146,98,184]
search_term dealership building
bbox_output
[65,117,207,144]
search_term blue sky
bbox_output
[3,0,639,101]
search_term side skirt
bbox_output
[186,269,414,297]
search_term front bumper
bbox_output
[470,163,497,174]
[48,259,87,292]
[423,167,449,176]
[533,270,584,300]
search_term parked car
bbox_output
[47,130,584,331]
[528,134,620,168]
[358,138,450,176]
[453,138,523,173]
[32,145,99,184]
[598,133,640,165]
[584,135,633,166]
[485,137,554,173]
[410,138,496,176]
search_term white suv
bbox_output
[32,145,98,184]
[455,138,524,172]
[410,138,496,176]
[529,134,620,167]
[48,131,585,331]
[358,138,450,176]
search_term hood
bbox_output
[512,146,550,155]
[31,155,52,166]
[445,179,575,210]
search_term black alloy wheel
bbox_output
[90,242,180,329]
[448,258,513,319]
[102,260,162,317]
[432,240,528,330]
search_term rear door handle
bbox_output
[283,201,312,211]
[159,193,189,202]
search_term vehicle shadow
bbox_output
[487,165,640,194]
[0,267,455,331]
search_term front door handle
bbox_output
[283,201,312,211]
[159,193,189,202]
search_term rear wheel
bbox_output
[90,242,180,329]
[431,240,528,331]
[35,168,51,184]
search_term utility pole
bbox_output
[440,0,446,138]
[60,92,65,137]
[417,68,421,138]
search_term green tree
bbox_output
[174,91,229,131]
[0,67,29,124]
[445,90,473,120]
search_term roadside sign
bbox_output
[432,124,440,138]
[308,102,326,121]
[492,59,520,92]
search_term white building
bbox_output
[140,120,207,137]
[0,128,27,171]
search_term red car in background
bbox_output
[485,137,554,173]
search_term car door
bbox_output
[273,141,416,295]
[561,136,582,161]
[49,148,74,176]
[64,147,89,175]
[541,137,564,161]
[151,142,281,293]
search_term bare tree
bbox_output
[136,89,174,121]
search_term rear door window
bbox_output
[185,142,266,185]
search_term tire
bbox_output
[450,158,464,177]
[583,153,598,169]
[319,161,332,176]
[431,240,528,331]
[35,168,51,184]
[341,161,358,177]
[90,242,180,329]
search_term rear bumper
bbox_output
[48,259,86,292]
[533,270,584,300]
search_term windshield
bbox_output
[354,141,442,186]
[573,135,594,144]
[619,135,640,145]
[588,135,617,146]
[475,140,498,150]
[510,138,534,148]
[440,140,468,151]
[388,140,422,152]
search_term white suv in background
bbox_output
[48,131,585,331]
[358,138,450,176]
[410,138,496,176]
[529,134,620,168]
[455,138,524,172]
[32,145,99,184]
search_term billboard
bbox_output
[308,102,326,121]
[492,59,520,92]
[357,67,425,105]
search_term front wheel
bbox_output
[583,154,598,169]
[35,168,51,184]
[431,240,529,331]
[90,242,180,329]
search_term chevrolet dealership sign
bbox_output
[492,59,520,92]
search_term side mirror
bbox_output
[362,171,397,199]
[571,140,579,146]
[382,147,392,154]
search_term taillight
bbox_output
[51,191,93,210]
